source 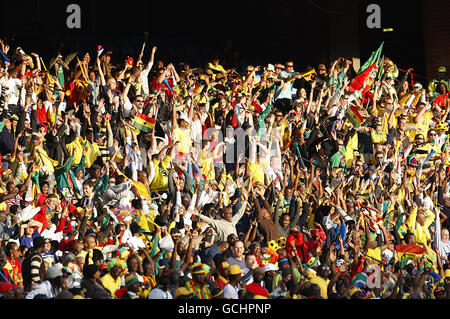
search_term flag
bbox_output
[345,105,365,128]
[395,244,426,260]
[358,42,384,75]
[348,63,379,95]
[133,112,155,133]
[97,45,104,57]
[31,172,40,201]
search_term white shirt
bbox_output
[4,77,22,105]
[223,283,239,299]
[439,240,450,263]
[25,281,60,299]
[147,287,173,299]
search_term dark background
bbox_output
[0,0,443,79]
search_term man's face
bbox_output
[111,265,122,278]
[221,208,233,222]
[398,118,407,131]
[414,135,424,145]
[355,160,363,173]
[417,210,427,226]
[382,99,393,109]
[47,197,58,210]
[280,215,290,228]
[134,96,144,108]
[233,241,245,258]
[193,273,206,285]
[275,112,283,125]
[428,130,437,142]
[285,62,294,72]
[83,184,93,197]
[270,156,280,169]
[84,236,96,250]
[245,255,257,269]
[442,229,449,242]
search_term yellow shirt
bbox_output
[173,126,192,154]
[407,111,434,141]
[83,140,101,168]
[201,151,215,182]
[100,273,122,299]
[406,207,435,246]
[248,163,265,185]
[308,276,329,299]
[150,157,171,191]
[66,137,84,166]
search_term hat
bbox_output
[170,228,182,236]
[218,261,230,270]
[94,132,105,140]
[125,273,139,287]
[264,263,279,272]
[82,264,100,279]
[438,66,446,73]
[445,269,450,278]
[191,263,208,275]
[276,237,286,249]
[2,169,12,179]
[413,83,423,89]
[229,264,244,275]
[305,256,318,268]
[47,264,63,280]
[266,64,275,72]
[278,257,289,267]
[175,287,193,298]
[318,64,326,71]
[211,288,224,298]
[179,113,190,123]
[9,115,19,121]
[85,228,97,238]
[348,286,361,297]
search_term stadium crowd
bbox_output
[0,37,449,299]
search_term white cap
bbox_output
[264,263,279,272]
[267,64,275,72]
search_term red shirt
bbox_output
[150,78,174,99]
[246,282,269,298]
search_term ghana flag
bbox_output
[395,244,426,259]
[133,112,155,133]
[345,105,365,128]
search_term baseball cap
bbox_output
[318,64,326,71]
[264,263,279,272]
[438,66,446,73]
[229,265,244,275]
[348,286,361,297]
[445,269,450,278]
[175,287,193,298]
[47,264,63,280]
[266,64,275,72]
